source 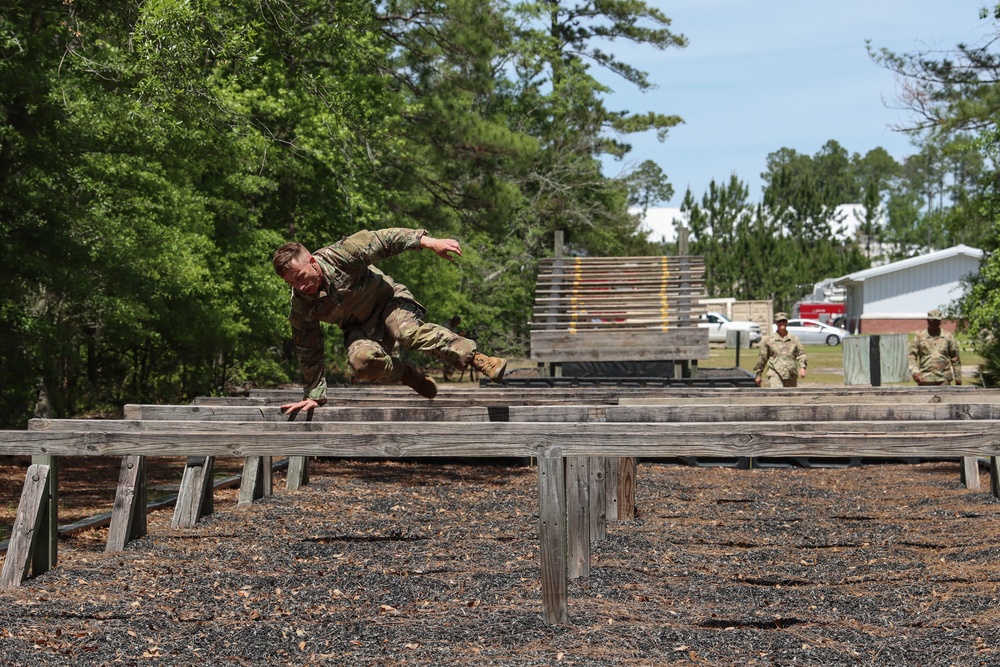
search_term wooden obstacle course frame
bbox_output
[6,386,1000,625]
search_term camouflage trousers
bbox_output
[764,372,798,388]
[346,299,477,384]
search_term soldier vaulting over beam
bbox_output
[272,228,507,414]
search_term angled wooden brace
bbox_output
[171,456,215,528]
[0,464,51,588]
[106,455,147,552]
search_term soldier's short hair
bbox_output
[273,242,310,276]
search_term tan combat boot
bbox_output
[400,362,437,399]
[471,351,507,384]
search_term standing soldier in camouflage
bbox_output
[272,228,507,413]
[908,309,962,386]
[753,312,807,387]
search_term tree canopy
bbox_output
[0,0,683,426]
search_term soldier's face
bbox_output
[776,320,788,334]
[281,255,323,295]
[928,318,941,333]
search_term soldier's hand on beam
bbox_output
[281,398,319,419]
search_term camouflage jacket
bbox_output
[908,329,961,383]
[288,228,427,403]
[753,333,807,380]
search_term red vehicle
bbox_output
[796,302,844,326]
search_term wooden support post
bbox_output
[172,456,215,528]
[286,456,310,491]
[106,455,146,553]
[869,335,882,386]
[537,446,569,625]
[589,456,607,542]
[238,456,272,507]
[30,454,58,574]
[605,457,620,521]
[992,458,1000,499]
[565,457,590,580]
[285,408,312,491]
[1,465,50,588]
[618,457,636,520]
[960,456,981,491]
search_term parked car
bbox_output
[699,312,762,345]
[773,318,851,346]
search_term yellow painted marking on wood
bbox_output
[659,256,672,329]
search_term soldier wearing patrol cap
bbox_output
[753,312,807,388]
[908,309,962,386]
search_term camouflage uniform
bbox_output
[288,228,477,404]
[753,333,807,388]
[908,329,961,385]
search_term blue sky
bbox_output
[598,1,994,209]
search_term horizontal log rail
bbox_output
[4,420,1000,459]
[245,385,999,399]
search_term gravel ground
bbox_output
[2,458,1000,666]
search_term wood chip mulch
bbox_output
[2,457,1000,666]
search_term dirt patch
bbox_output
[2,458,1000,666]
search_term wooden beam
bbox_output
[960,456,981,490]
[286,456,310,491]
[565,457,590,579]
[29,454,58,574]
[238,456,272,507]
[537,447,569,625]
[618,457,636,520]
[0,465,50,588]
[110,405,597,422]
[590,456,607,542]
[608,403,1000,421]
[106,455,147,552]
[171,456,215,528]
[5,421,1000,458]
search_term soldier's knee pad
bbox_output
[349,349,391,379]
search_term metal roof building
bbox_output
[833,244,983,334]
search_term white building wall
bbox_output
[859,255,981,317]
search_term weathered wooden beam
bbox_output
[6,421,1000,458]
[286,456,310,491]
[565,457,590,579]
[245,386,1000,404]
[619,391,1000,406]
[171,456,215,528]
[30,454,58,574]
[608,403,1000,421]
[238,456,272,507]
[960,456,981,490]
[106,455,147,552]
[0,465,50,588]
[537,447,569,625]
[529,330,710,363]
[618,457,636,520]
[605,458,620,521]
[190,396,617,407]
[107,405,598,423]
[590,456,607,542]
